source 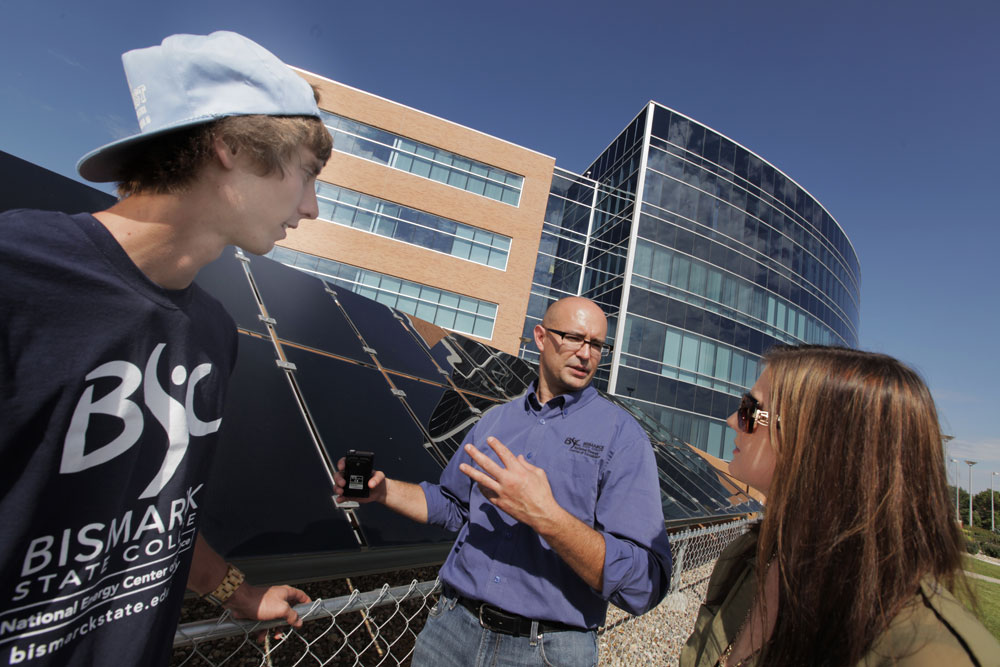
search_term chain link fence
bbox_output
[171,517,755,666]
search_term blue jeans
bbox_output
[411,593,598,667]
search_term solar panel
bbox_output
[194,249,761,581]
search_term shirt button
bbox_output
[539,418,546,425]
[505,530,512,538]
[493,576,501,583]
[526,453,533,459]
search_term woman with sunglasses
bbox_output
[680,345,998,666]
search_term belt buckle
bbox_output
[477,604,488,629]
[477,604,520,636]
[476,602,489,630]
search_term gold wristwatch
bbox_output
[203,563,245,606]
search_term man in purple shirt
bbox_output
[335,297,671,666]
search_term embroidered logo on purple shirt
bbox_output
[564,436,604,458]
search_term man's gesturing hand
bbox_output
[458,437,561,531]
[458,436,607,590]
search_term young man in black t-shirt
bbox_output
[0,31,332,666]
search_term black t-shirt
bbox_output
[0,210,237,666]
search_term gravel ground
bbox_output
[598,562,712,667]
[172,563,713,666]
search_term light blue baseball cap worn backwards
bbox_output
[77,31,321,183]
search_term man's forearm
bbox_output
[187,533,311,625]
[535,508,606,591]
[381,478,430,523]
[187,533,229,596]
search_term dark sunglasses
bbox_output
[737,393,774,433]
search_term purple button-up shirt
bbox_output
[420,383,671,629]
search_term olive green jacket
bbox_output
[679,531,999,666]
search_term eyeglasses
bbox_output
[737,393,775,433]
[543,327,613,358]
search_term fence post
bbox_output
[668,529,689,597]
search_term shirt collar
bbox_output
[525,380,598,417]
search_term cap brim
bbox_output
[76,115,220,183]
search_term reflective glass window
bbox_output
[622,312,760,397]
[321,111,523,206]
[316,182,510,269]
[631,238,842,346]
[266,248,497,339]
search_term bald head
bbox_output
[541,297,607,332]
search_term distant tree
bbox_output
[973,489,1000,532]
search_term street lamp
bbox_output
[950,458,960,524]
[965,460,977,527]
[992,472,999,533]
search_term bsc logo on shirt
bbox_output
[61,343,222,499]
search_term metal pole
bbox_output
[965,460,977,527]
[950,458,960,524]
[992,472,998,533]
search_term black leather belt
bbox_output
[454,595,582,637]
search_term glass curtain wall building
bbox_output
[523,103,860,458]
[270,71,860,462]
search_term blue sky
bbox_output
[3,1,998,494]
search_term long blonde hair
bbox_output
[756,345,964,665]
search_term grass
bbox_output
[965,555,1000,581]
[961,577,1000,641]
[958,556,1000,641]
